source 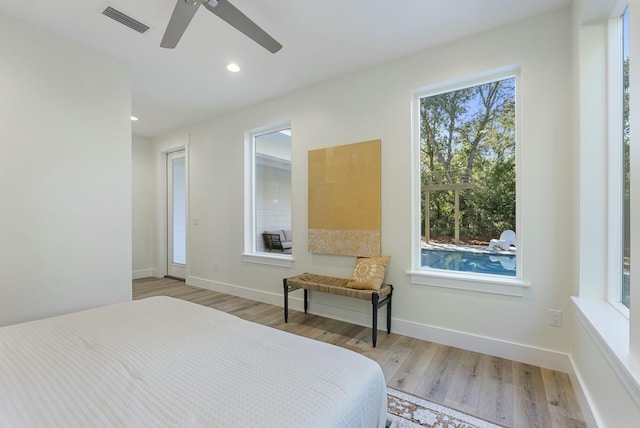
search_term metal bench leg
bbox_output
[372,293,379,347]
[283,279,289,323]
[387,286,393,334]
[304,289,308,314]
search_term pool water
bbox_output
[421,249,516,277]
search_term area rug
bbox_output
[386,387,503,428]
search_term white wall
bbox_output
[153,6,575,370]
[0,11,132,326]
[132,135,156,278]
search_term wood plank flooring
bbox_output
[133,277,586,428]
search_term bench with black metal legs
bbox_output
[283,273,393,347]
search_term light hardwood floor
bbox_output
[133,277,586,428]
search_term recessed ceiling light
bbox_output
[227,63,240,73]
[131,116,138,121]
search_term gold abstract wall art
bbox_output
[308,139,381,257]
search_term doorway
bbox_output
[167,150,186,279]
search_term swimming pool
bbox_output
[421,249,516,277]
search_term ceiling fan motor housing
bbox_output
[186,0,218,6]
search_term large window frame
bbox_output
[409,67,529,296]
[242,121,294,267]
[572,1,640,407]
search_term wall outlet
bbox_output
[549,309,562,327]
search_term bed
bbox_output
[0,296,387,427]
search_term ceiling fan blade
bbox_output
[161,0,201,48]
[203,0,282,53]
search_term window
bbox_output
[244,123,292,263]
[622,8,631,309]
[414,73,518,281]
[608,8,631,312]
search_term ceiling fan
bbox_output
[161,0,282,53]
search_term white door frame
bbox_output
[155,134,189,279]
[167,150,186,278]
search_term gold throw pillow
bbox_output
[347,256,390,290]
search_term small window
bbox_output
[245,124,292,258]
[416,74,517,278]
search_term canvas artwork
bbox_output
[308,139,381,257]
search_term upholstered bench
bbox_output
[283,273,393,347]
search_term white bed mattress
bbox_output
[0,296,387,427]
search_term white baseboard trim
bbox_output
[188,276,284,307]
[132,268,157,280]
[392,317,572,373]
[567,354,602,428]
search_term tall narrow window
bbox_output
[250,126,292,255]
[622,8,631,308]
[608,8,630,311]
[416,75,517,278]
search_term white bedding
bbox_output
[0,296,387,427]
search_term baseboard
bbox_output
[392,317,572,373]
[132,268,157,280]
[188,276,284,307]
[567,354,602,428]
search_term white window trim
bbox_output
[574,2,640,410]
[241,251,295,267]
[409,66,526,296]
[607,14,631,318]
[408,269,530,297]
[242,121,294,267]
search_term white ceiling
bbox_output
[0,0,570,138]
